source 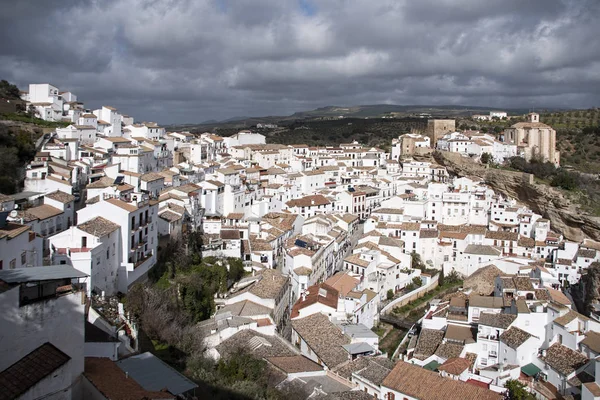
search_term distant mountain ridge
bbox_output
[168,104,565,128]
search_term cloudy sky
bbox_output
[1,0,599,124]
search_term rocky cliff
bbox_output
[430,151,600,242]
[579,262,600,316]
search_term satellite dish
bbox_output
[13,204,18,210]
[9,210,18,218]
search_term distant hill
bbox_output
[167,103,564,131]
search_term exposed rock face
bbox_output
[463,265,503,296]
[431,151,600,242]
[581,262,600,316]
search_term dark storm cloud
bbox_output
[1,0,599,123]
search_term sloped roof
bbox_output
[581,331,600,354]
[414,329,444,360]
[324,272,359,297]
[499,327,534,349]
[478,312,516,329]
[84,357,174,400]
[291,283,339,318]
[45,190,75,204]
[266,355,322,374]
[0,343,71,400]
[115,352,197,396]
[291,313,350,368]
[382,361,501,400]
[438,357,470,375]
[78,216,120,237]
[542,342,588,376]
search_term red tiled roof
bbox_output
[0,343,71,400]
[291,283,339,318]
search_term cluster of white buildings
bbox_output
[394,113,559,166]
[472,111,509,121]
[0,85,588,399]
[403,264,600,399]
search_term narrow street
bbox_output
[335,221,364,273]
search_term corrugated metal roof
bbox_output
[116,352,197,396]
[0,265,88,283]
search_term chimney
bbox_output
[311,200,315,205]
[302,291,307,301]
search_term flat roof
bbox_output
[9,191,43,201]
[343,342,376,355]
[116,352,197,395]
[0,265,88,284]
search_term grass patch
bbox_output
[392,280,463,316]
[150,340,187,370]
[379,328,405,357]
[371,325,387,337]
[1,112,70,128]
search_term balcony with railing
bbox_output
[478,333,499,341]
[134,252,153,269]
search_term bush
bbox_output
[551,170,579,190]
[480,152,492,164]
[507,156,580,190]
[504,379,535,399]
[387,289,394,300]
[412,277,423,287]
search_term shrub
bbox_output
[387,289,394,300]
[480,152,492,164]
[551,170,579,190]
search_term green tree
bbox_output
[438,270,445,286]
[504,379,535,400]
[387,289,394,300]
[411,251,425,270]
[0,79,20,99]
[412,277,423,287]
[551,170,579,190]
[480,152,492,164]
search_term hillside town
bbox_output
[2,83,600,400]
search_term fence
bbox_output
[380,274,440,314]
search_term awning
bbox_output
[521,363,541,377]
[423,360,441,371]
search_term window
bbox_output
[21,251,27,265]
[10,258,16,269]
[106,249,110,259]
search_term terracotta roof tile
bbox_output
[84,357,174,399]
[0,343,71,400]
[438,357,470,375]
[499,327,534,349]
[382,361,501,400]
[78,216,120,237]
[541,343,588,376]
[291,283,338,318]
[291,313,350,368]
